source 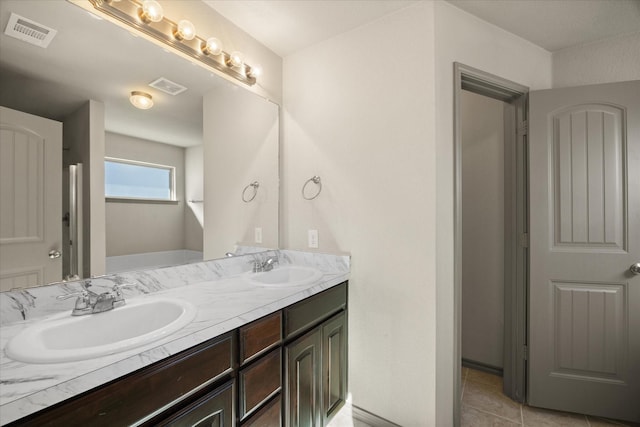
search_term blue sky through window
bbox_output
[105,160,173,200]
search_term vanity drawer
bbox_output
[239,348,282,421]
[157,380,234,427]
[239,311,282,365]
[242,394,282,427]
[13,333,234,427]
[284,282,347,339]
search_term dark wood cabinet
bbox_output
[242,395,282,427]
[286,327,323,427]
[238,311,283,425]
[157,380,234,427]
[8,282,347,427]
[239,311,282,365]
[284,283,346,339]
[239,348,282,421]
[322,311,347,424]
[284,283,348,427]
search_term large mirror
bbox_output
[0,0,279,291]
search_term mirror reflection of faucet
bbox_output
[56,281,135,316]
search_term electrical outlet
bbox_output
[254,227,262,244]
[308,229,319,248]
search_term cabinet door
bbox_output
[158,380,234,427]
[322,312,347,424]
[285,327,322,427]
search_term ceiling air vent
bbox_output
[149,77,188,96]
[4,13,57,48]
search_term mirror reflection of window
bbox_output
[105,158,176,201]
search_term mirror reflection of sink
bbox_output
[5,298,197,364]
[245,265,323,287]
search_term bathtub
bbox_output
[106,250,203,274]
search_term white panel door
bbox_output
[529,80,640,422]
[0,106,62,290]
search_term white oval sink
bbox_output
[5,298,197,364]
[245,265,323,287]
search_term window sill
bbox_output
[106,197,179,205]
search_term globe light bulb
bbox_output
[175,20,196,41]
[248,64,263,78]
[203,37,222,55]
[228,51,244,68]
[140,0,163,23]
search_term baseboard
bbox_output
[352,405,402,427]
[462,358,504,377]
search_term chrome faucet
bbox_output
[250,256,278,273]
[57,281,134,316]
[262,257,278,272]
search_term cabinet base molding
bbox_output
[352,406,401,427]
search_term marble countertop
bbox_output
[0,250,349,425]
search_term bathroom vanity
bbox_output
[0,251,349,427]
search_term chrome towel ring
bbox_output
[242,181,259,202]
[302,176,322,200]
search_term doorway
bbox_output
[453,63,529,425]
[460,90,508,375]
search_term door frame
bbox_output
[453,63,530,423]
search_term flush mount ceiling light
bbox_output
[130,91,153,109]
[82,0,258,86]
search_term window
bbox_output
[105,158,176,201]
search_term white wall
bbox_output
[185,145,204,251]
[63,100,106,278]
[203,85,279,259]
[553,32,640,88]
[461,90,505,368]
[435,2,553,425]
[104,132,187,256]
[283,4,437,425]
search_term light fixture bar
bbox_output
[86,0,257,86]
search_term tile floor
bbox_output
[461,367,636,427]
[326,368,638,426]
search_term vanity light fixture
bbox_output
[130,91,153,109]
[83,0,258,86]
